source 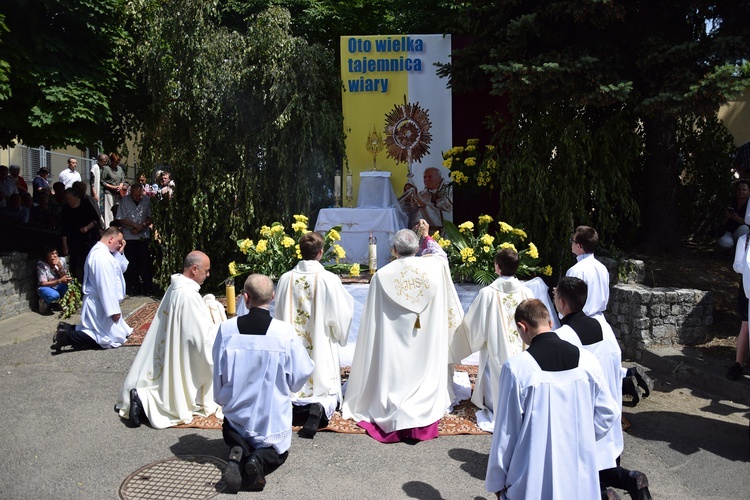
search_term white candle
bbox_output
[346,172,353,198]
[334,171,341,197]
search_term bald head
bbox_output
[243,274,275,308]
[183,251,210,285]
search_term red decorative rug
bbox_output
[123,302,159,346]
[175,365,487,436]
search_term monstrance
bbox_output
[384,95,432,183]
[365,126,385,170]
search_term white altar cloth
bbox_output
[315,207,408,269]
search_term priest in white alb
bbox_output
[342,228,463,442]
[486,299,618,499]
[115,251,227,428]
[275,231,354,438]
[449,248,534,432]
[51,227,133,352]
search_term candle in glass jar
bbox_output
[334,170,341,198]
[346,172,353,198]
[225,278,236,316]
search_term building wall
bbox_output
[719,87,750,147]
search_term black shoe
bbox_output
[629,366,653,398]
[622,376,641,405]
[50,324,73,352]
[727,362,743,380]
[223,446,244,494]
[299,403,324,439]
[129,389,143,427]
[627,471,652,500]
[244,455,266,491]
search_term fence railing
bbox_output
[5,146,94,187]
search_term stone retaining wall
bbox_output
[605,276,714,361]
[0,252,36,320]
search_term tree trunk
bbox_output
[640,116,684,253]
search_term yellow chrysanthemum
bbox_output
[292,221,307,233]
[270,224,285,234]
[499,221,513,233]
[442,158,453,169]
[467,138,480,146]
[438,238,452,249]
[450,171,469,184]
[238,238,253,254]
[260,225,272,238]
[483,246,491,253]
[454,146,464,154]
[333,244,346,260]
[432,231,441,240]
[485,144,495,152]
[466,144,477,152]
[460,247,476,263]
[228,261,237,276]
[464,157,477,167]
[282,236,295,248]
[458,221,474,233]
[350,263,360,277]
[256,239,268,253]
[293,214,309,224]
[542,265,553,276]
[513,228,528,241]
[527,242,539,260]
[327,229,341,241]
[480,233,495,246]
[295,244,302,260]
[478,214,494,225]
[499,242,517,253]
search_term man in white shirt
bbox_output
[485,299,619,499]
[51,227,132,352]
[116,183,153,295]
[275,231,353,438]
[214,274,314,493]
[58,157,82,189]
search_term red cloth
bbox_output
[357,420,439,443]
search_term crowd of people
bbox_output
[44,212,657,498]
[0,157,176,314]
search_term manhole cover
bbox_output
[119,455,227,500]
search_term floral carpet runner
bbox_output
[122,304,487,435]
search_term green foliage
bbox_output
[442,0,750,253]
[0,0,135,148]
[60,278,82,319]
[134,2,344,292]
[230,216,347,280]
[437,216,550,285]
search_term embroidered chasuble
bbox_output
[275,260,354,408]
[449,276,533,431]
[342,255,463,433]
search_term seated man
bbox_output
[274,231,354,438]
[449,248,534,431]
[214,274,314,493]
[51,227,132,352]
[554,277,651,500]
[485,299,618,499]
[115,251,225,428]
[342,229,463,442]
[37,246,73,315]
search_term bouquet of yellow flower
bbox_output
[435,215,552,284]
[228,215,358,280]
[442,138,498,190]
